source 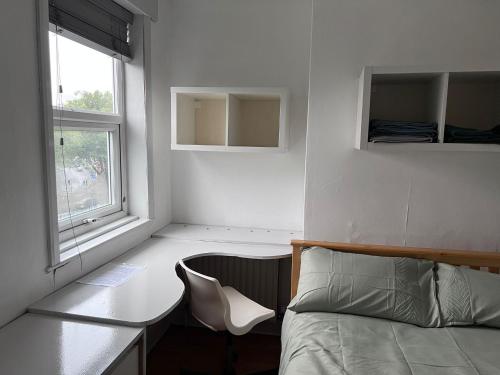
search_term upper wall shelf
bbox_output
[356,66,500,152]
[171,87,289,152]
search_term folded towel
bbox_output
[371,135,435,143]
[369,119,438,143]
[445,124,500,144]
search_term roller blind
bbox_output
[49,0,134,58]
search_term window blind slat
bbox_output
[50,0,128,41]
[50,7,131,58]
[49,0,133,58]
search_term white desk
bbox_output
[29,236,292,327]
[0,313,144,375]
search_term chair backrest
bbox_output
[179,260,230,332]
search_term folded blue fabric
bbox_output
[445,124,500,144]
[369,119,438,143]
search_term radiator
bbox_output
[186,256,283,315]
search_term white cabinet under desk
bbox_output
[171,87,289,152]
[356,66,500,152]
[0,313,145,375]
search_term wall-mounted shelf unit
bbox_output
[356,66,500,152]
[171,87,289,152]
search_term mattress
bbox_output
[280,309,500,375]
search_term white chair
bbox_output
[179,259,277,375]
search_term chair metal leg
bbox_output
[223,331,237,375]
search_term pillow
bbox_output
[288,247,441,327]
[436,262,500,328]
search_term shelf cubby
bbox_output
[369,73,445,126]
[171,87,288,152]
[175,93,227,146]
[445,72,500,132]
[227,94,281,147]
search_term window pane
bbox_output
[49,31,116,113]
[54,130,112,222]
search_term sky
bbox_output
[49,31,115,107]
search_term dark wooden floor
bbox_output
[147,325,281,375]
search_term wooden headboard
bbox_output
[291,239,500,298]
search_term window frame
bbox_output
[47,26,129,250]
[38,0,157,271]
[55,122,123,235]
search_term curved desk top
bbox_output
[29,237,292,327]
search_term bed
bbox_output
[280,240,500,375]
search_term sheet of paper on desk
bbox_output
[77,263,145,287]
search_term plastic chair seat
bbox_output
[222,286,275,336]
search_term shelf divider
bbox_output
[434,72,449,143]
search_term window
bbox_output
[49,29,127,243]
[49,31,117,113]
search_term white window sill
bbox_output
[59,211,129,244]
[59,215,139,253]
[47,216,151,272]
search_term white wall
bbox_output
[168,0,311,231]
[0,0,171,327]
[150,0,173,230]
[0,0,53,328]
[304,0,500,251]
